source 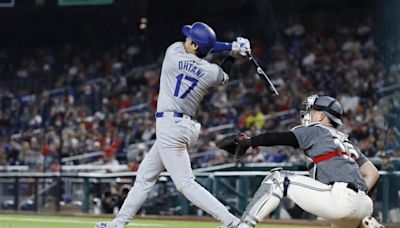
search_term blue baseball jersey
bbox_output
[157,42,229,117]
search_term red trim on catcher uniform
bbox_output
[313,151,347,164]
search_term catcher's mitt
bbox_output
[216,133,251,157]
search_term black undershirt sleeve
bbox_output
[250,131,300,148]
[220,55,235,74]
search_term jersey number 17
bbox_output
[174,74,198,99]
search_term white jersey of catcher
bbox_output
[157,42,228,116]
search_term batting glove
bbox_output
[231,37,251,56]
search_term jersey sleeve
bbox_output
[166,42,185,56]
[290,125,318,150]
[354,146,369,167]
[211,63,229,85]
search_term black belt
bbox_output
[329,182,362,193]
[155,111,192,119]
[346,182,359,193]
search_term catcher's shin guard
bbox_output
[240,169,285,227]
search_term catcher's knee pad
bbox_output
[241,169,288,226]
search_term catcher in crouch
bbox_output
[216,95,384,228]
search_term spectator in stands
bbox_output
[244,105,266,130]
[101,190,118,214]
[375,151,400,222]
[244,148,265,163]
[0,18,398,173]
[0,148,6,166]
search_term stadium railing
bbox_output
[0,170,398,223]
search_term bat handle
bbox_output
[246,51,253,59]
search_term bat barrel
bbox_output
[246,52,279,96]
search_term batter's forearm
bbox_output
[220,55,236,74]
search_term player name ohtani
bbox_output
[178,61,205,78]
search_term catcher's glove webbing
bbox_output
[216,133,251,158]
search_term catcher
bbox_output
[216,95,384,228]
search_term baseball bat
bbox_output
[246,51,279,96]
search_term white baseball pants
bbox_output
[242,173,373,228]
[114,117,237,226]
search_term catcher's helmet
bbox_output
[182,22,216,55]
[300,95,343,126]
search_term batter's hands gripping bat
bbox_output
[212,40,279,95]
[246,51,279,96]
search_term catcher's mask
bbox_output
[300,95,343,126]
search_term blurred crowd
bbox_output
[0,21,399,172]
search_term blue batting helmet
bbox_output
[182,22,216,55]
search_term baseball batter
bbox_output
[95,22,250,228]
[217,95,384,228]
